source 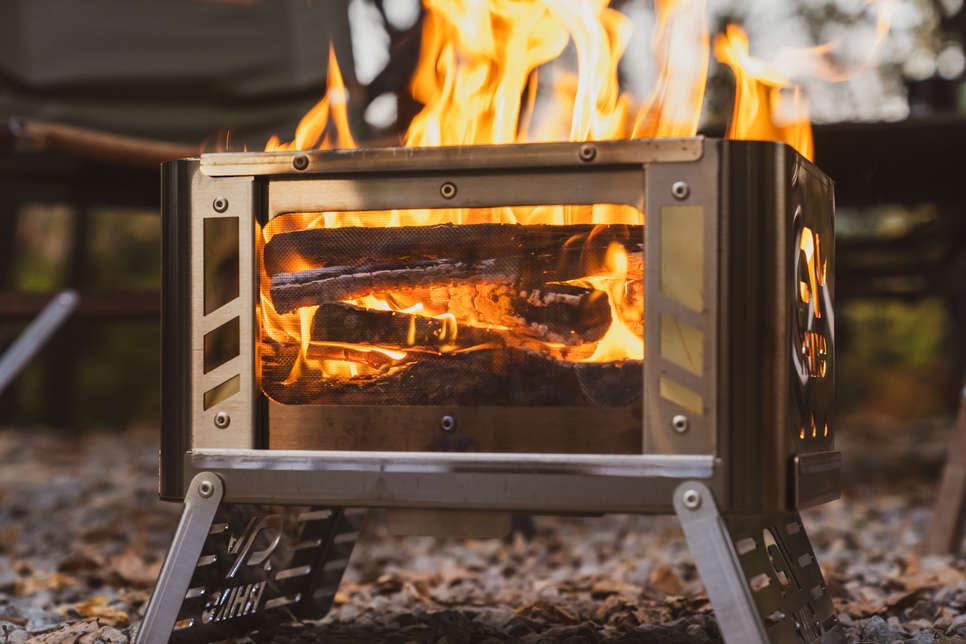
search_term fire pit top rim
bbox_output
[195,136,717,177]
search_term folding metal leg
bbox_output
[925,380,966,553]
[674,482,841,644]
[135,472,365,644]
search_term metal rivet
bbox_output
[440,182,457,199]
[682,488,701,510]
[671,180,690,200]
[293,154,309,171]
[440,415,456,431]
[578,144,597,162]
[214,412,230,429]
[198,480,214,498]
[212,197,229,213]
[672,414,689,433]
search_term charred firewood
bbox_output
[270,258,515,313]
[271,268,613,345]
[310,302,503,349]
[261,345,642,407]
[263,223,643,276]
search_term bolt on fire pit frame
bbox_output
[142,137,841,644]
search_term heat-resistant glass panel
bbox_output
[204,217,239,315]
[204,316,240,374]
[258,205,644,406]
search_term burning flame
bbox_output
[714,25,814,161]
[570,241,644,362]
[715,1,894,161]
[254,0,891,392]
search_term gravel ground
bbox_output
[0,423,964,643]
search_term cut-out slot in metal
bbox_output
[749,572,771,592]
[203,317,240,374]
[735,537,757,556]
[203,217,239,315]
[203,374,241,410]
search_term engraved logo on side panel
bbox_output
[179,509,337,632]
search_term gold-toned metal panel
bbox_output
[660,205,704,312]
[659,377,703,414]
[660,313,703,376]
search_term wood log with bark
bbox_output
[263,223,643,276]
[309,302,503,349]
[261,342,642,407]
[271,267,613,345]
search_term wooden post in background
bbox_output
[925,379,966,553]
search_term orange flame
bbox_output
[714,25,814,161]
[715,1,894,160]
[255,1,890,392]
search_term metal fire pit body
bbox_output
[142,137,840,644]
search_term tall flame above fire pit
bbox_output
[251,0,888,400]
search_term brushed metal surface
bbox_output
[189,168,257,450]
[200,137,705,177]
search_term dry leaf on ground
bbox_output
[74,596,131,626]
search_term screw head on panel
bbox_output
[214,412,231,429]
[671,181,690,200]
[682,488,701,510]
[198,480,214,498]
[440,182,457,199]
[672,414,689,433]
[440,415,456,431]
[293,154,310,171]
[212,197,229,213]
[578,144,597,162]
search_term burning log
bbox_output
[262,344,642,407]
[262,223,643,276]
[271,268,613,345]
[310,302,503,349]
[270,258,513,313]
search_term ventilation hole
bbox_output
[203,217,239,315]
[749,573,770,592]
[298,509,333,522]
[736,537,757,555]
[174,618,194,630]
[762,529,791,588]
[810,585,824,600]
[786,521,802,535]
[203,374,240,410]
[203,317,240,374]
[765,610,786,625]
[798,553,814,568]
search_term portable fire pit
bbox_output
[140,136,839,644]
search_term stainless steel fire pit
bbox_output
[141,136,840,644]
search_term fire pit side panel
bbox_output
[161,159,262,500]
[719,140,836,513]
